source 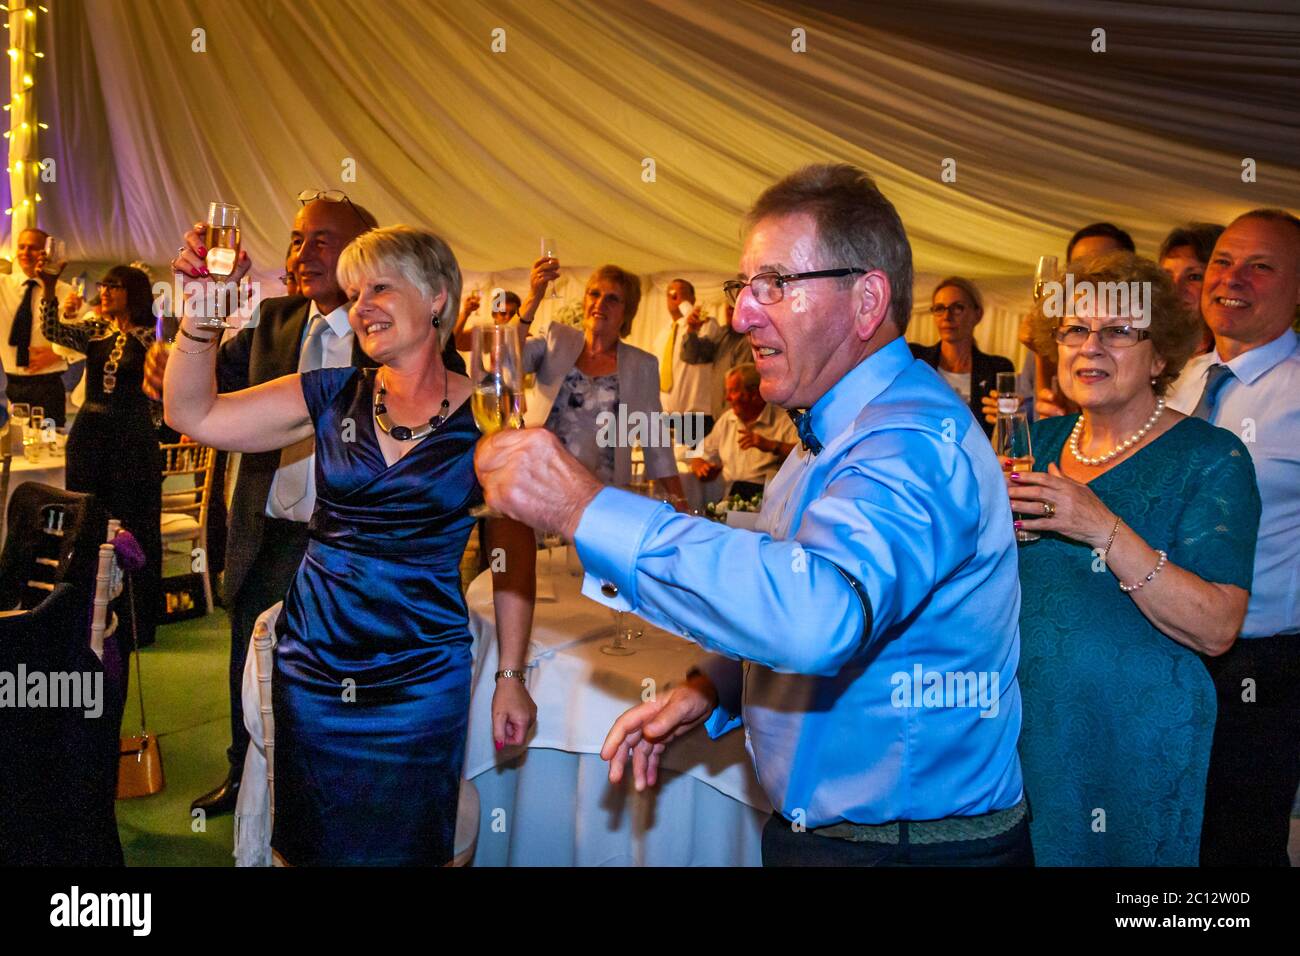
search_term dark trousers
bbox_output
[6,372,67,427]
[225,517,310,774]
[1200,632,1300,866]
[761,812,1035,867]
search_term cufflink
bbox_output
[600,582,618,598]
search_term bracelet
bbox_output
[1100,515,1123,561]
[494,669,527,682]
[179,327,216,344]
[1119,550,1167,593]
[173,338,219,355]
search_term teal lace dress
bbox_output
[1017,414,1260,866]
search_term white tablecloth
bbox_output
[3,452,67,526]
[464,547,769,866]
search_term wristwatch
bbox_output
[495,669,527,682]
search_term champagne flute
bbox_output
[196,201,242,331]
[1033,255,1058,302]
[994,410,1039,543]
[540,237,559,299]
[469,324,525,518]
[995,370,1020,416]
[601,608,636,657]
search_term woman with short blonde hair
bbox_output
[164,223,537,866]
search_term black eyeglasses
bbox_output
[723,268,867,306]
[96,281,124,292]
[1053,323,1151,348]
[296,188,369,230]
[929,302,969,317]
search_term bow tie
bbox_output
[787,408,823,455]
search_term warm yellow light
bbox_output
[20,121,28,129]
[24,9,35,21]
[12,91,21,102]
[22,74,32,87]
[40,5,51,11]
[37,122,46,129]
[4,209,12,217]
[7,48,18,59]
[34,51,45,58]
[22,199,30,207]
[34,194,41,203]
[13,160,21,172]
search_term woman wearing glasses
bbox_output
[1006,253,1261,865]
[909,276,1014,438]
[40,264,164,648]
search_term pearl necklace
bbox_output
[1068,397,1166,466]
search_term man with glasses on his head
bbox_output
[476,164,1028,866]
[146,189,465,816]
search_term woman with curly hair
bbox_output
[40,263,163,647]
[1006,252,1262,865]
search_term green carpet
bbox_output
[115,604,237,866]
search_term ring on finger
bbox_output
[1042,501,1056,518]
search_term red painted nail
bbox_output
[197,247,206,256]
[1010,472,1020,480]
[494,740,502,751]
[1013,520,1023,529]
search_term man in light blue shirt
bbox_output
[1186,209,1300,867]
[476,164,1029,865]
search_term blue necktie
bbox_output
[788,408,823,455]
[1191,363,1233,421]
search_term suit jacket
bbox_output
[219,295,465,602]
[909,341,1015,438]
[522,322,676,486]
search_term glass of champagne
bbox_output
[197,202,242,331]
[1033,255,1058,302]
[601,608,636,657]
[540,237,559,299]
[995,370,1019,416]
[469,324,525,518]
[994,410,1038,543]
[42,237,68,278]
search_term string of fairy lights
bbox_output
[3,0,49,247]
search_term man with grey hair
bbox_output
[1185,208,1300,867]
[691,362,796,498]
[476,164,1028,866]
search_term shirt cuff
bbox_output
[573,487,666,612]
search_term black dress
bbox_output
[41,300,163,649]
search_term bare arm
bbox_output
[483,516,538,746]
[162,308,313,453]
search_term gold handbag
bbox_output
[117,577,164,798]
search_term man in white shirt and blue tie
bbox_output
[1167,208,1300,867]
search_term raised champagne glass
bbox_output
[469,324,524,519]
[540,237,559,299]
[41,237,68,278]
[196,201,242,331]
[994,410,1039,543]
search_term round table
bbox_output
[3,450,67,534]
[464,547,769,866]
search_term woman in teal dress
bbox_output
[1006,253,1260,866]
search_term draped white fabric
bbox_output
[13,0,1298,363]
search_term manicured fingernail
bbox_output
[1010,472,1020,480]
[199,267,209,276]
[1013,520,1023,529]
[494,740,502,751]
[197,247,206,256]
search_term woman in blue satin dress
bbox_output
[164,224,537,865]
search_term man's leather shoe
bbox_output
[191,772,241,816]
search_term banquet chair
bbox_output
[0,483,104,615]
[159,441,216,615]
[449,778,480,867]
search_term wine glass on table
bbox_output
[194,201,242,332]
[469,324,525,518]
[601,608,636,657]
[994,410,1038,543]
[9,403,29,451]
